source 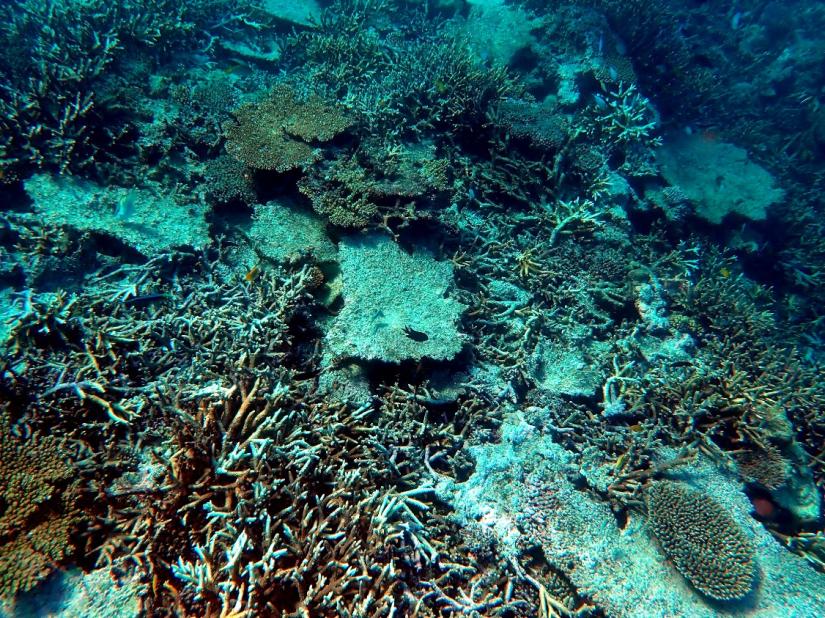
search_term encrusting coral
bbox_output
[646,480,756,601]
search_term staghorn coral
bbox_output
[646,480,756,601]
[591,0,720,123]
[224,85,352,172]
[615,243,825,522]
[0,0,245,175]
[0,236,528,615]
[125,377,435,616]
[594,82,660,147]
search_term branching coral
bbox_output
[0,227,537,613]
[0,0,246,175]
[126,378,432,616]
[594,82,660,147]
[3,250,321,424]
[592,242,825,526]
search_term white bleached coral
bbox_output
[326,234,467,363]
[656,133,785,224]
[23,174,210,256]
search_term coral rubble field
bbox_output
[1,1,825,616]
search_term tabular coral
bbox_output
[593,54,638,86]
[224,85,352,172]
[298,144,450,229]
[646,480,756,601]
[495,98,571,151]
[203,155,256,205]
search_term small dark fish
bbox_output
[124,293,169,306]
[403,326,429,342]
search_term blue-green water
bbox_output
[1,1,824,616]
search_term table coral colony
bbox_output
[1,1,825,617]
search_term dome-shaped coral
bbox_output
[646,480,756,601]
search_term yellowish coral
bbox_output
[646,481,756,601]
[224,85,352,172]
[0,407,77,599]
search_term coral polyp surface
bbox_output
[646,481,756,601]
[224,85,352,172]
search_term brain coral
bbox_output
[646,480,756,601]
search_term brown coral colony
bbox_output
[224,85,352,173]
[646,481,756,601]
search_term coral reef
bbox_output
[1,0,825,615]
[437,415,825,617]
